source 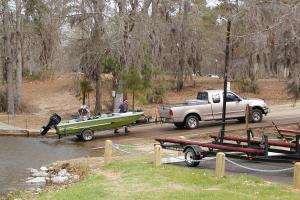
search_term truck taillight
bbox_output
[169,110,173,117]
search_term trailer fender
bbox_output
[183,145,201,156]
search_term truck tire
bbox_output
[174,123,185,129]
[251,109,263,123]
[185,115,199,129]
[184,147,201,167]
[81,129,94,141]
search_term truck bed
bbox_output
[160,100,209,109]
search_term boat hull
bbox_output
[56,112,143,135]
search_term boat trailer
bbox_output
[155,129,300,167]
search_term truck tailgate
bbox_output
[159,105,172,118]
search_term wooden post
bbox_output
[245,104,249,131]
[215,152,225,179]
[178,136,186,156]
[294,162,300,189]
[104,140,112,164]
[154,144,161,167]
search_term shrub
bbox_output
[237,78,260,94]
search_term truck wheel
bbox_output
[174,123,185,129]
[185,115,199,129]
[184,147,201,167]
[81,129,94,141]
[251,109,263,123]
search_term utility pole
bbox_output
[219,19,231,144]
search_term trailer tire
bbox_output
[251,109,263,123]
[184,147,201,167]
[185,115,199,129]
[81,129,94,141]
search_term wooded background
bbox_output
[1,0,300,114]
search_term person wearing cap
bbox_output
[78,105,90,121]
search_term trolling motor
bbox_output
[40,113,61,135]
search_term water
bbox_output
[0,136,94,196]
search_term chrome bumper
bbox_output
[160,117,174,123]
[263,107,269,115]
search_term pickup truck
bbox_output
[159,89,269,129]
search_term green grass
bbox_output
[32,158,300,200]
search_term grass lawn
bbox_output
[13,157,298,200]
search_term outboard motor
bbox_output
[40,113,61,135]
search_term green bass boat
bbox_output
[40,111,144,141]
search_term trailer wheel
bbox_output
[251,109,263,123]
[185,115,199,129]
[184,148,201,167]
[81,129,94,141]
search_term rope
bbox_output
[225,157,294,173]
[116,143,155,148]
[163,156,216,163]
[112,144,154,155]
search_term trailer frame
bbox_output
[155,129,300,167]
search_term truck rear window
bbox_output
[197,92,208,101]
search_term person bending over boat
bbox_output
[114,99,129,134]
[78,105,91,121]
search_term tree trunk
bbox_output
[92,0,104,113]
[15,0,22,109]
[94,64,102,113]
[132,91,135,111]
[177,0,189,91]
[2,0,15,114]
[82,92,86,105]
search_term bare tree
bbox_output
[92,0,105,113]
[15,0,23,109]
[2,0,15,114]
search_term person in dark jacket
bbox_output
[114,99,129,134]
[118,99,128,113]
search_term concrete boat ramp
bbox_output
[0,122,29,135]
[0,122,54,137]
